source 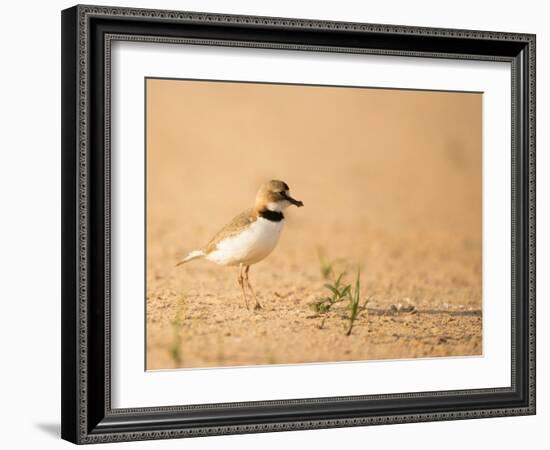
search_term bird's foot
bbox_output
[254,302,262,311]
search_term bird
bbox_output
[176,180,303,310]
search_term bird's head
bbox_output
[255,180,304,212]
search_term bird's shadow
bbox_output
[35,422,60,438]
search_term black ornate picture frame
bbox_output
[61,4,536,444]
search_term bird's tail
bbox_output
[176,250,205,266]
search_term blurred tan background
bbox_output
[146,78,482,370]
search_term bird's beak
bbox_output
[287,195,304,207]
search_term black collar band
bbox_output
[259,209,284,222]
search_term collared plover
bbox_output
[176,180,303,310]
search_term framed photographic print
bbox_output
[61,4,536,444]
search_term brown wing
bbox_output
[204,208,256,254]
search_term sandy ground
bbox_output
[145,79,482,370]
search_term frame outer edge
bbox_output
[77,3,534,40]
[61,5,80,445]
[527,34,536,414]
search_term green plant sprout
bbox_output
[310,256,369,336]
[309,272,350,313]
[169,328,183,366]
[317,248,345,280]
[345,269,369,336]
[318,252,334,280]
[169,295,186,365]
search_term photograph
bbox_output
[145,78,483,370]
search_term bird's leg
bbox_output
[238,264,249,310]
[244,265,262,310]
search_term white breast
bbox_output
[206,218,284,266]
